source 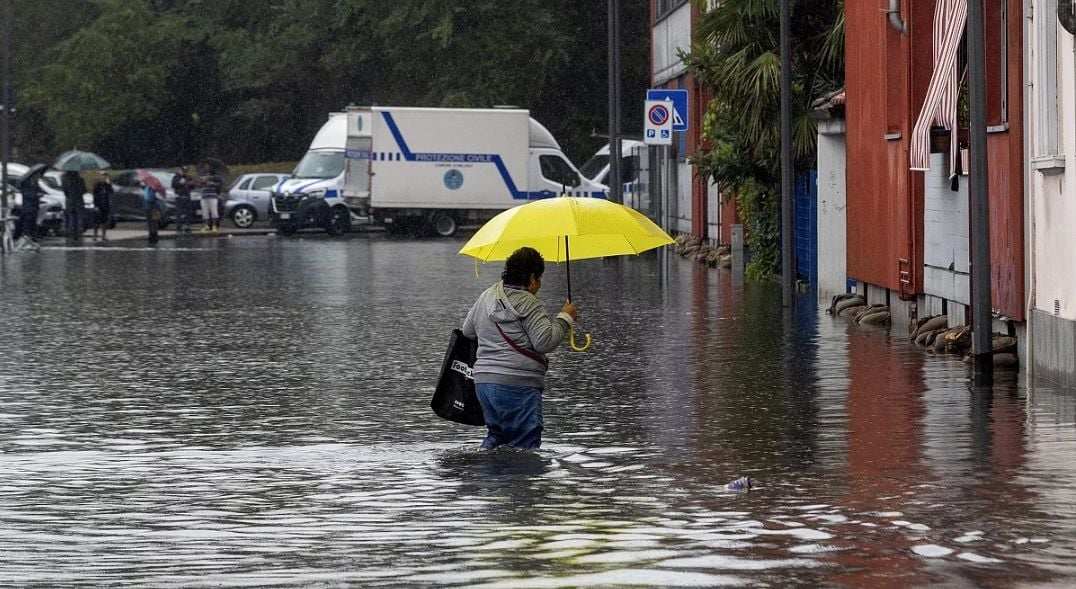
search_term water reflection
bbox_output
[0,236,1074,586]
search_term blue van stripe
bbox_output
[379,111,603,201]
[381,113,415,161]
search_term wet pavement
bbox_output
[1,235,1074,587]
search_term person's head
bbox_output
[177,166,187,175]
[502,247,545,294]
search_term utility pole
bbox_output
[779,0,794,306]
[967,0,993,380]
[607,0,622,204]
[1,0,12,251]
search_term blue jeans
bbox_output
[476,383,543,450]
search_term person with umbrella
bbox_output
[15,164,46,241]
[457,195,674,449]
[137,170,166,244]
[54,150,110,241]
[460,247,578,450]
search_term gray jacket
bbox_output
[462,281,574,389]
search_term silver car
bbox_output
[224,173,289,228]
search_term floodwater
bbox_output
[1,235,1074,588]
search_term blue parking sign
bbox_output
[646,89,689,132]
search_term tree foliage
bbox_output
[10,0,648,168]
[685,0,843,279]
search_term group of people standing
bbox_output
[57,169,120,242]
[170,166,224,234]
[56,169,114,242]
[34,165,226,244]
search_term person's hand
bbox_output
[561,301,578,321]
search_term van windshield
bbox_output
[293,151,345,179]
[579,154,608,182]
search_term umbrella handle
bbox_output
[569,326,592,352]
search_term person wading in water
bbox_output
[461,247,578,450]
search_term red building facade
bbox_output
[845,0,1025,320]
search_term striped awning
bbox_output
[910,0,967,174]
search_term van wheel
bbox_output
[326,206,352,236]
[431,213,457,237]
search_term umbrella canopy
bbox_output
[136,169,166,195]
[459,197,674,352]
[54,150,111,172]
[17,164,48,191]
[459,197,674,263]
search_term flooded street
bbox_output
[1,235,1075,587]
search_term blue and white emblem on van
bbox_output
[443,169,464,190]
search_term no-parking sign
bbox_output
[644,100,673,145]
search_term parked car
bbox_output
[5,179,66,235]
[110,169,203,227]
[4,165,84,236]
[224,173,289,228]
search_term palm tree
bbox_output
[684,0,843,278]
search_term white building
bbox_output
[1026,0,1076,385]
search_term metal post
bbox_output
[1,0,12,252]
[967,0,993,380]
[780,0,794,306]
[607,0,623,204]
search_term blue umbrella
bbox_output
[54,150,111,172]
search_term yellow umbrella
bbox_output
[459,196,674,351]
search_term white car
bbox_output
[3,164,76,235]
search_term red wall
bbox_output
[845,0,927,293]
[846,0,1025,318]
[985,0,1025,320]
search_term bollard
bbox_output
[731,224,744,271]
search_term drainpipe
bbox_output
[1024,0,1036,392]
[887,0,908,34]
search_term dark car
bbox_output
[111,169,204,227]
[111,170,170,225]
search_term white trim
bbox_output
[1034,0,1063,158]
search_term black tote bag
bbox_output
[431,329,485,426]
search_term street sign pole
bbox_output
[779,0,794,307]
[607,0,623,204]
[968,0,993,381]
[1,0,12,253]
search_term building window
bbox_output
[1034,0,1062,158]
[985,0,1009,126]
[656,0,688,22]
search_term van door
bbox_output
[344,111,372,208]
[529,151,582,198]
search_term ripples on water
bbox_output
[1,236,1075,587]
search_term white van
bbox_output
[271,106,606,236]
[269,113,355,235]
[579,139,649,210]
